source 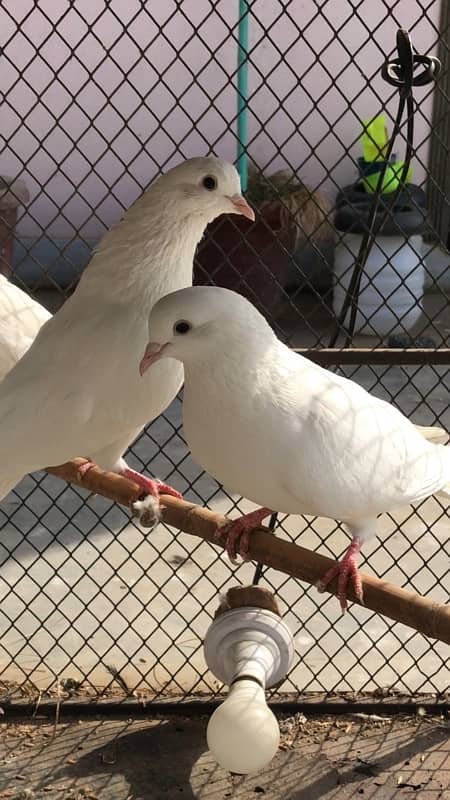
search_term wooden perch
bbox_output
[46,458,450,646]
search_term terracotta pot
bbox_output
[0,177,29,279]
[0,207,18,279]
[194,201,294,319]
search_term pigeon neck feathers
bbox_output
[79,191,207,302]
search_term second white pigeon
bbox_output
[0,159,254,521]
[140,285,450,611]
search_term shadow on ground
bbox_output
[1,714,448,799]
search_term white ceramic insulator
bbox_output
[203,607,295,774]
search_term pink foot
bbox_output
[77,460,97,479]
[120,466,182,500]
[216,507,273,562]
[316,539,363,613]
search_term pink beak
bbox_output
[139,342,167,376]
[227,193,255,221]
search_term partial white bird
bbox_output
[0,275,50,379]
[140,286,450,611]
[0,158,254,520]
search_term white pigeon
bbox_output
[0,159,254,520]
[0,275,50,379]
[140,285,450,611]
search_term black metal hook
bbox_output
[382,29,441,95]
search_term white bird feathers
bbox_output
[0,275,50,380]
[141,285,450,610]
[0,158,253,520]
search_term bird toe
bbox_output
[352,572,364,605]
[155,479,183,500]
[316,563,340,594]
[77,459,97,479]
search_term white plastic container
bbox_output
[333,233,424,336]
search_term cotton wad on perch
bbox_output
[204,586,295,774]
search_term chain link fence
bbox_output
[0,0,448,705]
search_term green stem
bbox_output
[237,0,249,191]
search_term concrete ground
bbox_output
[0,711,449,799]
[0,290,448,697]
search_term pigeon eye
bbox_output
[174,320,192,335]
[202,175,217,191]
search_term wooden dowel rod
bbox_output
[46,459,450,646]
[47,458,143,507]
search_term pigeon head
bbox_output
[139,286,271,375]
[155,157,254,224]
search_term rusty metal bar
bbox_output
[297,348,450,366]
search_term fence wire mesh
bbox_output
[0,0,448,704]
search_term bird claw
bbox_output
[215,508,273,563]
[316,542,363,613]
[122,468,182,529]
[152,479,183,501]
[77,459,97,480]
[216,520,251,564]
[121,468,182,500]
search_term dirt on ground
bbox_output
[0,710,448,800]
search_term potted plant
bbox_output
[194,166,334,317]
[252,168,335,297]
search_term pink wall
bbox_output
[0,0,441,239]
